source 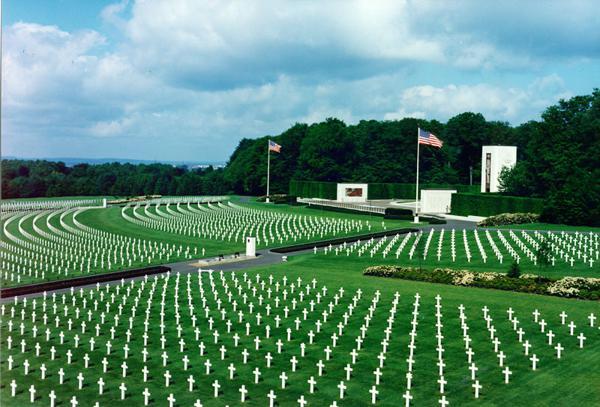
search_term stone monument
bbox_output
[481,146,517,193]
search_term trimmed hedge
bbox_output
[384,207,413,219]
[363,265,600,300]
[289,180,337,199]
[369,182,479,199]
[290,180,477,200]
[451,193,544,217]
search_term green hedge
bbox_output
[384,207,413,219]
[451,193,544,217]
[363,265,600,300]
[289,180,337,199]
[369,183,479,199]
[290,180,478,200]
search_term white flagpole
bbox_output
[266,140,271,203]
[414,127,420,223]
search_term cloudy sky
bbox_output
[2,0,599,161]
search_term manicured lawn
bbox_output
[1,198,418,287]
[489,223,600,233]
[314,229,600,278]
[1,196,114,203]
[1,255,598,406]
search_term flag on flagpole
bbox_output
[268,140,282,153]
[418,129,443,148]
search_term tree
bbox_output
[507,261,521,278]
[536,239,551,270]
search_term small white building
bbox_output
[336,183,368,203]
[481,146,517,193]
[420,189,457,214]
[246,237,256,257]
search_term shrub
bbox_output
[363,265,598,300]
[384,207,413,220]
[507,261,521,278]
[257,194,297,204]
[477,213,540,227]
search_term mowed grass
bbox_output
[76,206,244,255]
[490,223,600,233]
[229,196,419,231]
[113,200,417,249]
[314,229,600,278]
[1,198,417,287]
[1,254,598,406]
[1,196,114,203]
[0,208,244,287]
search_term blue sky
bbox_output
[2,0,599,161]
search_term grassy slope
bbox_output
[1,200,417,286]
[0,254,598,406]
[1,196,114,203]
[314,231,600,279]
[80,203,416,251]
[245,255,600,405]
[490,223,600,233]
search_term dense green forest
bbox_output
[2,90,598,225]
[1,161,229,198]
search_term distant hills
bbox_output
[1,156,225,169]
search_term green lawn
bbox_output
[314,229,600,278]
[1,199,418,287]
[489,223,600,233]
[1,254,598,406]
[1,196,112,203]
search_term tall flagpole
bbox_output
[266,140,271,203]
[414,127,420,223]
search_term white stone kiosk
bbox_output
[336,183,368,203]
[246,237,256,257]
[420,189,457,214]
[481,146,517,193]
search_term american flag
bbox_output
[418,128,443,148]
[268,140,281,153]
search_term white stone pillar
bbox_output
[246,237,256,257]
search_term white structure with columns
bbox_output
[481,146,517,193]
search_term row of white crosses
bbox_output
[320,228,599,270]
[0,199,102,212]
[536,230,599,268]
[367,291,400,405]
[2,269,358,406]
[402,293,420,406]
[2,268,382,406]
[142,196,228,206]
[123,200,365,246]
[481,305,516,385]
[433,295,450,407]
[458,303,484,398]
[2,268,597,406]
[1,207,194,285]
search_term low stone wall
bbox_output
[1,265,171,298]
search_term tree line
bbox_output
[2,90,598,225]
[1,161,228,198]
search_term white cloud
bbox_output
[391,76,571,123]
[2,23,104,105]
[2,0,597,160]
